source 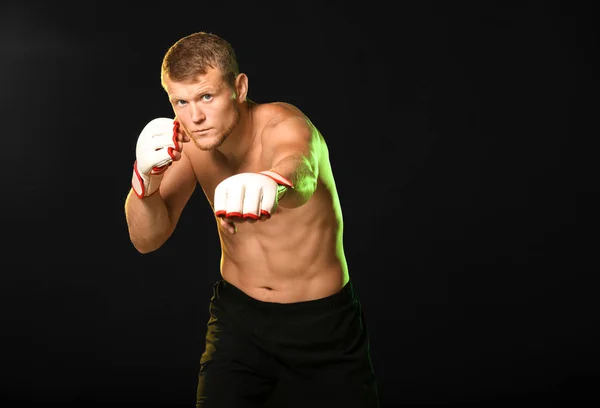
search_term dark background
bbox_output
[1,1,598,407]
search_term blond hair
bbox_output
[161,31,239,88]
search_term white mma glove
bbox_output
[214,171,294,220]
[131,118,180,198]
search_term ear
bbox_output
[234,73,248,102]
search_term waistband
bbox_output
[213,279,357,314]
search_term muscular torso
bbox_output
[184,102,348,303]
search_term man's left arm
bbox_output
[213,116,321,225]
[261,116,321,209]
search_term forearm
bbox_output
[270,155,318,208]
[125,190,174,253]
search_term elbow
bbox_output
[133,243,158,254]
[130,233,168,254]
[131,240,160,254]
[128,222,174,254]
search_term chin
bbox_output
[192,136,225,151]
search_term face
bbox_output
[164,67,240,151]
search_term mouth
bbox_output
[192,128,212,134]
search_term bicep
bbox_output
[159,153,197,225]
[265,116,320,172]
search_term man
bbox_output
[124,31,379,408]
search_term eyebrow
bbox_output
[170,84,222,102]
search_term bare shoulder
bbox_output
[254,101,319,143]
[254,101,309,126]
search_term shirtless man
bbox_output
[124,31,379,408]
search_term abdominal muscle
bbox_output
[218,207,348,304]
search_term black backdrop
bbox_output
[1,1,598,407]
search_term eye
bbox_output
[175,100,187,107]
[201,94,213,101]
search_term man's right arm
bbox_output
[124,118,195,254]
[125,154,196,253]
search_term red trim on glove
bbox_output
[215,210,271,220]
[132,161,145,199]
[258,170,294,187]
[167,120,181,159]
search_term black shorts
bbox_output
[196,279,380,408]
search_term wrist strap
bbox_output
[132,161,163,198]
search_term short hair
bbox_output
[161,31,239,89]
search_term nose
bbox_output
[191,103,206,123]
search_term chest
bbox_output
[188,148,268,204]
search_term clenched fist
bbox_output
[214,171,293,233]
[131,118,187,198]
